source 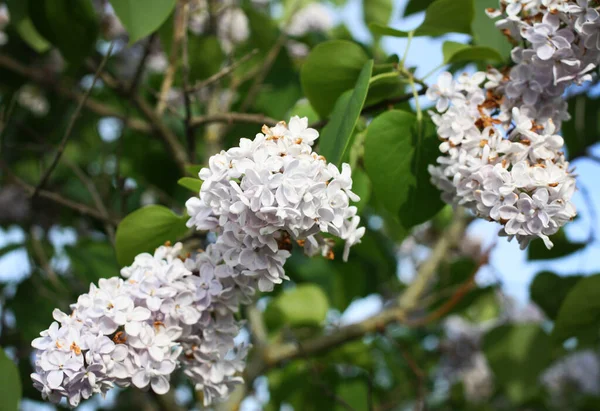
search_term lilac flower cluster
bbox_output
[31,117,364,407]
[185,115,366,278]
[427,0,599,248]
[31,243,246,407]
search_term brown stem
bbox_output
[32,43,115,199]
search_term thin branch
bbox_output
[129,34,157,95]
[239,32,288,113]
[407,244,492,327]
[186,48,259,93]
[0,160,119,225]
[156,1,187,116]
[29,227,59,287]
[245,214,469,383]
[0,54,151,133]
[32,43,115,199]
[180,1,195,162]
[246,305,268,348]
[190,112,278,128]
[133,94,190,173]
[90,63,191,174]
[65,159,116,244]
[395,341,426,411]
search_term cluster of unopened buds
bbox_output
[31,117,365,407]
[427,0,595,248]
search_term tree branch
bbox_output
[0,161,119,225]
[245,213,469,383]
[0,53,152,134]
[180,0,195,162]
[190,112,278,128]
[239,32,287,113]
[32,43,115,200]
[156,1,187,116]
[89,62,191,174]
[186,48,259,93]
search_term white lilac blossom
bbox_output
[32,117,364,407]
[426,0,598,249]
[185,115,365,281]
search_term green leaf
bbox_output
[364,111,444,228]
[111,0,176,45]
[553,274,600,343]
[9,2,52,54]
[65,240,120,282]
[29,0,99,63]
[177,177,202,193]
[319,60,373,166]
[115,205,189,267]
[483,324,552,404]
[472,0,512,60]
[301,40,369,118]
[364,0,393,34]
[403,0,437,16]
[370,0,474,38]
[442,41,503,64]
[530,271,583,320]
[562,94,600,159]
[264,284,329,330]
[15,18,51,52]
[528,229,586,261]
[185,164,203,176]
[352,168,371,213]
[0,347,21,411]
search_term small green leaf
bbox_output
[364,0,393,34]
[301,40,369,118]
[185,164,203,176]
[111,0,176,45]
[530,271,583,320]
[553,274,600,343]
[364,111,444,228]
[115,205,189,267]
[442,41,503,64]
[0,347,21,411]
[319,60,373,166]
[483,324,552,404]
[528,229,586,261]
[370,0,474,38]
[177,177,202,193]
[15,18,51,53]
[264,284,329,330]
[29,0,99,63]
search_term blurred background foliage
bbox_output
[0,0,600,410]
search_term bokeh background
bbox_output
[1,0,600,410]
